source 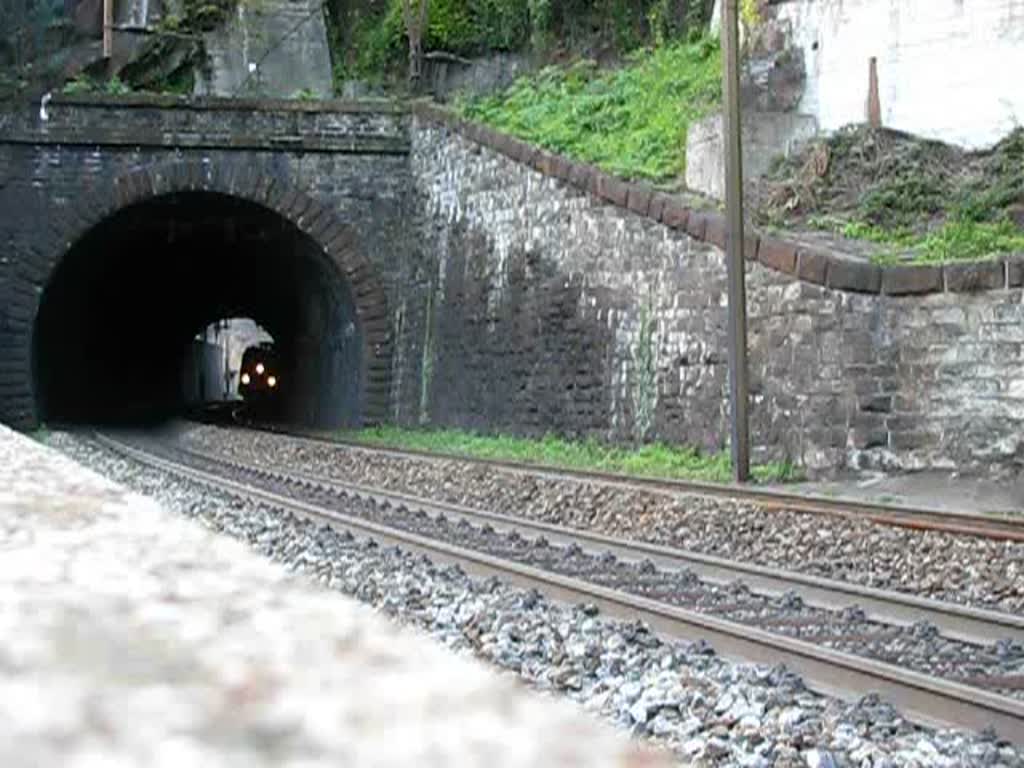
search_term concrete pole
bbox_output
[720,0,751,482]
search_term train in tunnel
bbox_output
[238,341,283,414]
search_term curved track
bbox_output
[96,431,1024,743]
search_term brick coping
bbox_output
[412,101,1024,297]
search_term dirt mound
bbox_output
[751,124,1024,239]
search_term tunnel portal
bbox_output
[33,191,365,428]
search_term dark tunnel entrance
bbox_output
[33,192,365,427]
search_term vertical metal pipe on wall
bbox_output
[720,0,751,482]
[103,0,113,58]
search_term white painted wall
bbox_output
[717,0,1024,149]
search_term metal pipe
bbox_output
[720,0,751,482]
[103,0,113,58]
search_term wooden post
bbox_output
[720,0,751,483]
[103,0,113,59]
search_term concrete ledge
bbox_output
[412,102,1018,297]
[0,97,411,154]
[0,425,659,767]
[48,93,410,113]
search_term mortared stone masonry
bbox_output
[2,94,1023,475]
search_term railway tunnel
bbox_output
[32,190,367,428]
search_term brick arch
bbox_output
[44,159,392,425]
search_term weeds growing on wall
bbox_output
[459,36,721,181]
[332,425,800,483]
[630,303,657,442]
[418,284,435,425]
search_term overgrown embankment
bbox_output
[752,126,1024,264]
[459,37,721,182]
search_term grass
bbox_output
[62,74,132,96]
[914,218,1024,263]
[811,216,1024,265]
[332,426,799,484]
[459,36,722,181]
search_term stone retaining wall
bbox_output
[3,95,1023,475]
[409,104,1024,476]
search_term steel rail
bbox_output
[239,423,1024,542]
[175,446,1024,648]
[97,432,1024,743]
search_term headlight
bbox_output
[255,363,265,375]
[267,376,277,388]
[241,373,251,385]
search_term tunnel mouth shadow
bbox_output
[32,191,365,429]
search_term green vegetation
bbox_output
[911,219,1024,264]
[330,0,530,83]
[630,303,657,440]
[807,216,1024,264]
[755,125,1024,264]
[460,37,721,180]
[1,0,67,100]
[162,0,243,33]
[835,217,1024,266]
[61,74,132,95]
[328,0,532,86]
[739,0,760,30]
[326,0,714,90]
[333,425,799,484]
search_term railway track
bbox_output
[234,422,1024,543]
[96,431,1024,743]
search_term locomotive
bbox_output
[238,342,281,409]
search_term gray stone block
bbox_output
[944,260,1005,292]
[827,258,881,294]
[882,264,942,295]
[194,0,334,99]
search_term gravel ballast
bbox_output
[180,425,1024,615]
[49,430,1024,767]
[130,434,1024,699]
